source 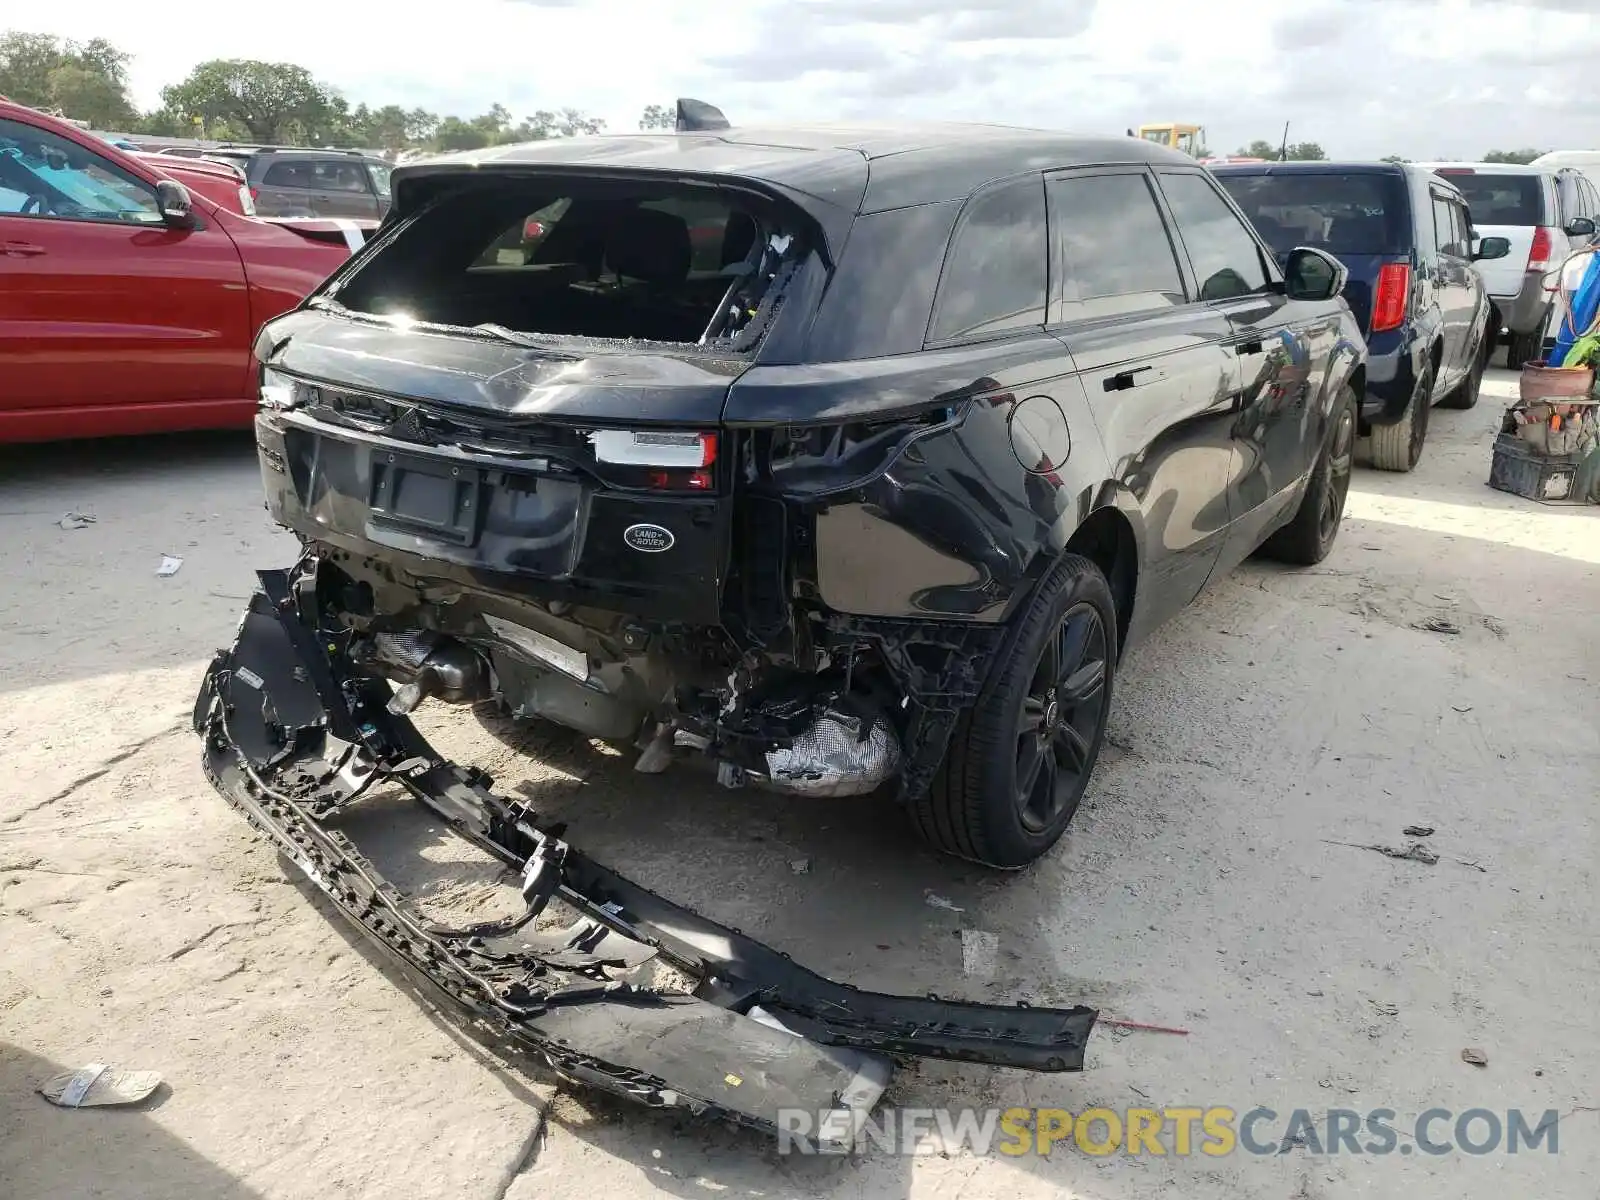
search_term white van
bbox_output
[1531,150,1600,191]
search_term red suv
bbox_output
[0,101,378,443]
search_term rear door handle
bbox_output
[2,241,47,257]
[1102,366,1155,392]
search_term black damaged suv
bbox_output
[244,117,1365,868]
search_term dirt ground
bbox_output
[2,359,1596,1200]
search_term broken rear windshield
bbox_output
[1435,173,1545,226]
[327,180,800,349]
[1216,171,1407,255]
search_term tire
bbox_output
[1260,385,1356,565]
[912,554,1116,869]
[1439,330,1487,410]
[1506,328,1541,371]
[1368,359,1434,472]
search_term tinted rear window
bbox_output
[1434,172,1544,226]
[1215,171,1407,254]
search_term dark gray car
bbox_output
[201,146,392,219]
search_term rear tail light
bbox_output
[589,429,717,468]
[1528,226,1553,272]
[590,429,718,490]
[523,218,546,240]
[1371,262,1411,333]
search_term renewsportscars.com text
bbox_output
[778,1106,1563,1157]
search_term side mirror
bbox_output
[1473,235,1511,262]
[156,179,197,229]
[1565,216,1596,238]
[1284,246,1347,301]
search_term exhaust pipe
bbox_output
[354,631,491,715]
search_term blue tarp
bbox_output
[1552,249,1600,366]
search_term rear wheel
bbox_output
[1368,360,1434,472]
[1260,385,1356,565]
[913,554,1115,869]
[1506,327,1541,371]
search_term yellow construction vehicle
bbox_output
[1132,123,1206,157]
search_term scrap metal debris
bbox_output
[1403,825,1436,838]
[1097,1018,1191,1036]
[1461,1048,1489,1068]
[38,1063,162,1108]
[1414,617,1461,635]
[157,555,184,578]
[788,857,811,875]
[1323,839,1439,866]
[925,892,965,913]
[57,511,95,531]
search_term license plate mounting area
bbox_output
[369,452,482,546]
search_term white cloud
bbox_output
[18,0,1600,157]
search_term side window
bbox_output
[0,118,161,224]
[928,177,1048,343]
[323,162,370,193]
[1157,170,1270,301]
[1048,172,1185,320]
[1451,201,1472,254]
[262,160,311,189]
[1432,195,1466,256]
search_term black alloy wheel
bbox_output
[1016,604,1109,834]
[1317,399,1356,547]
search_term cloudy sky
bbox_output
[22,0,1600,158]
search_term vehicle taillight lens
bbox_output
[1371,262,1411,333]
[1528,226,1552,272]
[589,429,717,468]
[523,218,545,240]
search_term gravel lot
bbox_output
[2,360,1597,1200]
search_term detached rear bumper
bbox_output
[191,568,1096,1141]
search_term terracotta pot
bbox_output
[1520,361,1595,403]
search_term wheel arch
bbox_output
[1012,498,1141,660]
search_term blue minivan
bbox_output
[1214,162,1509,472]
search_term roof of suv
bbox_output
[1210,160,1408,175]
[392,123,1196,217]
[1413,160,1557,177]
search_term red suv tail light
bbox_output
[1527,225,1552,272]
[1371,262,1411,333]
[589,429,718,491]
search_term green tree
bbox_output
[159,59,346,143]
[1235,138,1326,162]
[1380,154,1409,164]
[43,63,131,126]
[347,103,416,151]
[0,31,136,126]
[432,115,491,152]
[1285,141,1326,161]
[554,107,604,137]
[1483,148,1543,165]
[639,103,674,130]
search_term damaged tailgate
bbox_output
[192,568,1097,1140]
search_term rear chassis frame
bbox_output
[192,566,1097,1140]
